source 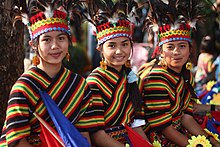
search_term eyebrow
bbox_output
[41,32,67,38]
[166,42,187,45]
[107,39,130,44]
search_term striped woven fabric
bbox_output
[142,66,194,144]
[86,66,145,130]
[0,66,98,147]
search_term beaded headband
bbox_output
[28,10,71,40]
[96,19,134,45]
[158,24,191,46]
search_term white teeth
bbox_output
[114,56,124,60]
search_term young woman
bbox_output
[0,1,98,146]
[84,0,149,146]
[139,0,220,146]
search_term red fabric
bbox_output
[124,124,153,147]
[201,115,208,129]
[40,122,64,147]
[211,111,220,122]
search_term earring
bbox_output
[100,57,107,70]
[32,51,40,66]
[186,59,193,70]
[125,60,131,68]
[161,58,167,70]
[66,52,70,62]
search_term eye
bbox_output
[58,35,67,41]
[42,38,50,43]
[180,44,186,48]
[108,44,115,48]
[122,42,129,47]
[166,45,174,50]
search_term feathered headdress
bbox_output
[14,0,83,40]
[82,0,140,47]
[144,0,214,46]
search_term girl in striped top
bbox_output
[140,1,220,146]
[0,1,98,146]
[84,1,149,146]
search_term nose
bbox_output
[115,46,122,54]
[173,47,180,55]
[51,39,59,49]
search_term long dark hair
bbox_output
[124,66,142,112]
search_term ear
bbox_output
[96,45,101,51]
[29,40,37,50]
[160,45,165,57]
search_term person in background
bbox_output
[195,35,217,93]
[0,0,98,146]
[83,0,149,146]
[139,0,220,146]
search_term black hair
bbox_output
[124,66,142,112]
[199,36,215,54]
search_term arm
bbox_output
[161,125,189,147]
[193,103,211,113]
[182,114,220,146]
[193,103,220,113]
[91,130,124,147]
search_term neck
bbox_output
[37,62,62,78]
[168,65,182,73]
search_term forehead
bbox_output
[39,31,67,37]
[163,40,188,46]
[104,36,130,44]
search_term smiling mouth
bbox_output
[173,58,182,60]
[114,56,125,60]
[50,52,61,58]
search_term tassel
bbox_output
[125,60,131,68]
[32,54,40,66]
[100,58,107,70]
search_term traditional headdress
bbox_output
[144,0,214,46]
[15,0,82,40]
[82,0,139,47]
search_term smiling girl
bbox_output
[84,0,149,146]
[0,1,98,146]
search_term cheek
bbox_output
[38,44,48,56]
[63,44,69,52]
[162,50,172,58]
[124,46,132,56]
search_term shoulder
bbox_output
[15,68,40,87]
[138,58,157,80]
[86,67,104,82]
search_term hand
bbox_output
[193,103,210,113]
[210,136,220,147]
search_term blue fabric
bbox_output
[207,118,220,140]
[213,56,220,81]
[127,71,138,83]
[39,91,90,147]
[201,82,220,104]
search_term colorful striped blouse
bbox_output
[86,66,145,130]
[0,66,98,147]
[142,66,194,144]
